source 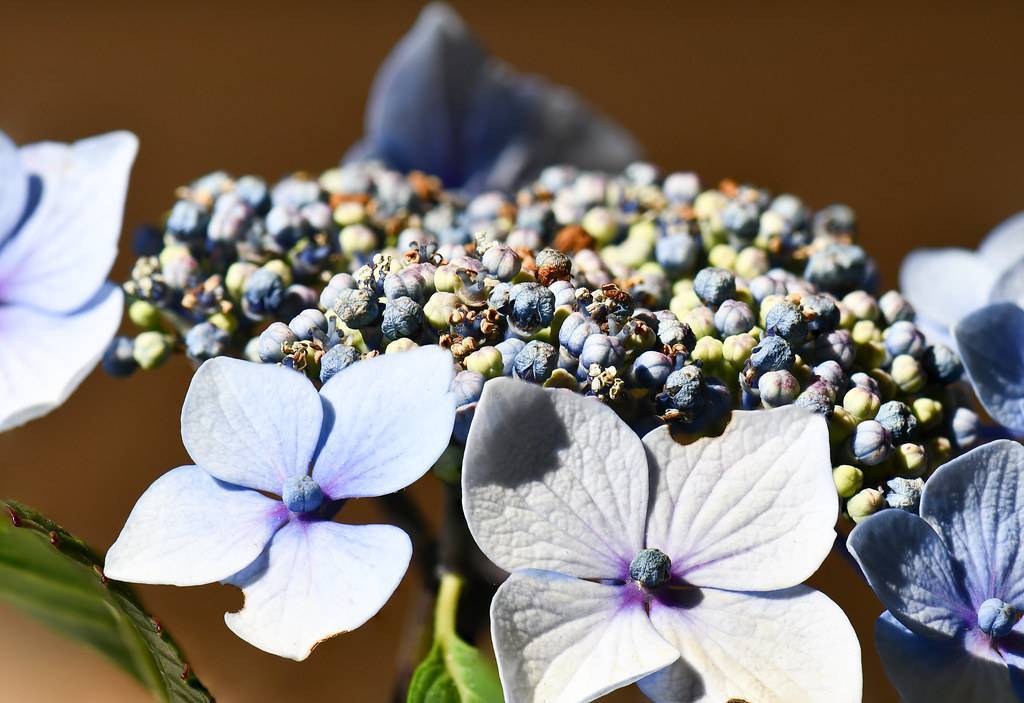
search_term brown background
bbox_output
[2,1,1023,701]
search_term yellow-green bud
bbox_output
[868,368,898,401]
[894,443,927,478]
[735,246,770,280]
[225,261,258,300]
[423,291,459,330]
[844,386,881,421]
[852,320,882,345]
[262,259,293,287]
[431,442,464,484]
[333,200,366,227]
[386,338,419,353]
[208,312,237,334]
[669,290,702,319]
[856,340,888,370]
[692,337,724,367]
[544,368,579,390]
[465,347,504,379]
[627,219,659,246]
[128,300,163,331]
[693,189,727,219]
[133,332,172,370]
[683,307,716,339]
[707,243,737,271]
[928,436,953,469]
[723,333,757,365]
[339,224,377,256]
[829,405,859,443]
[837,302,855,329]
[433,265,459,293]
[733,287,755,307]
[833,465,864,498]
[911,397,943,430]
[758,295,785,328]
[848,488,885,523]
[581,206,618,244]
[891,354,926,393]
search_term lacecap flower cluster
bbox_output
[107,160,981,521]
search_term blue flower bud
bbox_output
[812,360,847,395]
[693,267,736,307]
[714,300,755,337]
[384,268,428,303]
[878,290,915,325]
[850,371,880,395]
[332,288,380,328]
[850,420,892,465]
[629,548,672,588]
[758,370,800,407]
[452,370,486,408]
[663,172,701,204]
[977,598,1020,638]
[381,296,425,341]
[319,273,357,310]
[657,318,696,350]
[923,344,963,384]
[185,321,230,362]
[535,248,572,286]
[655,232,700,276]
[875,400,918,444]
[801,294,840,333]
[884,321,926,359]
[813,329,855,370]
[495,338,526,376]
[559,312,601,357]
[278,284,319,322]
[665,365,705,411]
[579,334,625,373]
[721,200,760,241]
[749,275,788,304]
[795,386,834,417]
[481,244,522,282]
[748,336,795,375]
[165,199,209,242]
[549,280,577,309]
[803,243,869,295]
[288,308,328,343]
[884,477,925,512]
[102,336,138,377]
[243,268,285,318]
[514,341,558,383]
[950,407,980,449]
[765,300,808,344]
[235,175,270,213]
[630,351,673,390]
[507,283,556,334]
[319,344,360,384]
[282,475,323,514]
[812,203,857,239]
[258,322,297,363]
[557,347,580,375]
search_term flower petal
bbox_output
[874,611,1016,703]
[979,211,1024,277]
[312,345,456,499]
[0,130,28,244]
[490,569,678,703]
[642,405,836,591]
[223,520,411,661]
[637,586,862,703]
[847,508,971,638]
[104,465,287,586]
[899,248,995,337]
[0,283,122,432]
[990,258,1024,309]
[954,303,1024,435]
[350,3,639,192]
[181,357,323,493]
[920,439,1024,608]
[0,131,137,313]
[463,377,649,579]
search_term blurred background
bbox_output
[2,1,1024,700]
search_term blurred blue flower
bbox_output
[0,130,136,431]
[344,2,641,193]
[900,211,1024,346]
[954,303,1024,436]
[849,440,1024,702]
[105,347,455,660]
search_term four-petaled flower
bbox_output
[105,347,455,660]
[849,439,1024,702]
[344,2,640,193]
[0,130,136,431]
[462,378,861,702]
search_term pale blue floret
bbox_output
[282,475,324,514]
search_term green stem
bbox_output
[433,571,464,641]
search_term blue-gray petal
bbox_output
[875,611,1018,703]
[954,303,1024,435]
[0,130,28,246]
[347,2,639,192]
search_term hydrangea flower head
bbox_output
[345,2,640,192]
[849,439,1024,701]
[0,130,136,431]
[462,378,862,702]
[105,346,455,660]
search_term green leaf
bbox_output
[0,499,213,702]
[407,573,503,703]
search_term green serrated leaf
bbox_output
[0,499,213,703]
[407,573,503,703]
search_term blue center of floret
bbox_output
[282,475,324,514]
[977,598,1019,638]
[629,548,672,588]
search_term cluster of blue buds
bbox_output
[108,161,980,519]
